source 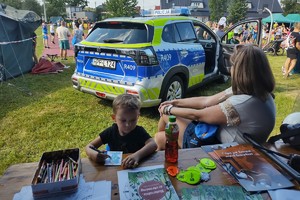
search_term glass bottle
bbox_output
[165,115,179,163]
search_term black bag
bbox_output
[268,112,300,147]
[268,123,300,146]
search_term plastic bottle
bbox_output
[165,115,179,163]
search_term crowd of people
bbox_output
[40,19,94,61]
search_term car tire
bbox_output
[161,75,185,102]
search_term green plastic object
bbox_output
[200,158,216,169]
[183,169,201,185]
[196,163,212,173]
[176,171,186,182]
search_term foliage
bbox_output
[281,0,300,15]
[226,0,248,24]
[45,0,67,20]
[208,0,228,22]
[0,0,23,9]
[22,0,42,16]
[65,0,88,7]
[105,0,138,17]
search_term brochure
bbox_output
[181,185,263,200]
[213,144,294,192]
[117,165,179,200]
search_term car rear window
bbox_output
[86,21,154,44]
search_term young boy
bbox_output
[85,94,157,168]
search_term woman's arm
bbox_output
[161,104,227,125]
[160,89,229,109]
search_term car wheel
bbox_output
[161,75,185,102]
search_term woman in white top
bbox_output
[155,45,276,149]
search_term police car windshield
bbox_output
[86,22,153,44]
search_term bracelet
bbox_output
[163,105,169,115]
[167,105,173,115]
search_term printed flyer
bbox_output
[117,165,179,200]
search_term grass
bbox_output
[0,28,299,176]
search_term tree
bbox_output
[1,0,23,9]
[105,0,138,17]
[22,0,42,16]
[281,0,300,15]
[208,0,228,22]
[65,0,88,7]
[45,0,67,20]
[226,0,248,24]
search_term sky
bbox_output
[88,0,160,9]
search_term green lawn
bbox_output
[0,28,299,176]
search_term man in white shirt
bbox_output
[56,21,71,60]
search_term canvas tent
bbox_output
[0,4,41,81]
[285,14,300,23]
[262,13,294,25]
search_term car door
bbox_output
[220,19,262,75]
[193,21,218,75]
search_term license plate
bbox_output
[91,59,116,69]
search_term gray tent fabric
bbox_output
[0,4,41,81]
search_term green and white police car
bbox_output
[72,9,262,107]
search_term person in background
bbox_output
[72,21,84,46]
[85,94,157,168]
[32,32,38,64]
[56,21,71,60]
[72,20,76,30]
[49,21,55,44]
[216,24,225,38]
[42,22,49,48]
[88,23,94,35]
[283,22,300,78]
[155,45,276,150]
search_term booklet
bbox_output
[213,144,294,192]
[181,185,263,200]
[117,165,179,200]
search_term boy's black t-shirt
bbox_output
[99,124,151,153]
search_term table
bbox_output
[1,141,299,200]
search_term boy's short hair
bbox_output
[112,94,141,114]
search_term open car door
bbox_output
[219,19,262,75]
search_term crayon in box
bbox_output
[31,148,81,198]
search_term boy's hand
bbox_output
[96,153,111,164]
[122,155,139,169]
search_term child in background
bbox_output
[49,21,55,44]
[42,22,49,48]
[85,94,157,168]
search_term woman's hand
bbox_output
[122,155,139,169]
[158,100,175,116]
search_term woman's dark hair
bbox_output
[230,45,275,101]
[75,21,80,29]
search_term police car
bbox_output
[72,8,262,107]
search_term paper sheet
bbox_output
[13,175,111,200]
[105,151,123,165]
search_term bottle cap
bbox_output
[169,115,176,122]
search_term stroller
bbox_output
[263,38,285,56]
